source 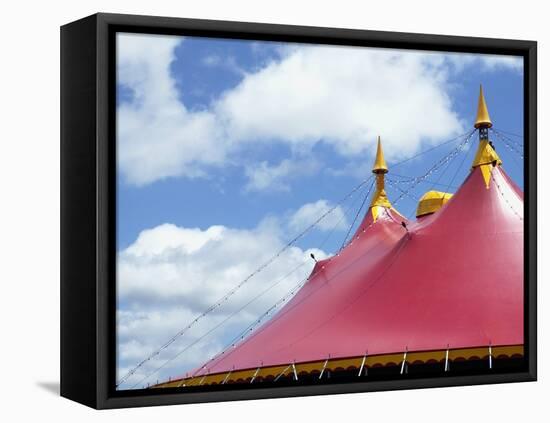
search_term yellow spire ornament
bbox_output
[474,85,493,129]
[471,85,502,188]
[370,137,392,221]
[372,136,389,174]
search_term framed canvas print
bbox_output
[60,13,537,409]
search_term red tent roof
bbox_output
[191,164,523,377]
[152,88,524,388]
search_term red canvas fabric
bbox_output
[194,165,523,376]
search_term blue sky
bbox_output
[115,33,523,389]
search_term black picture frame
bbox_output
[60,12,537,409]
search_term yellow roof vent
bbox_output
[416,190,453,218]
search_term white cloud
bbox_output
[479,55,523,72]
[443,51,523,73]
[124,223,224,257]
[202,53,246,76]
[244,158,320,192]
[202,54,221,67]
[117,33,227,186]
[117,218,328,388]
[216,46,464,158]
[288,199,348,233]
[117,34,521,189]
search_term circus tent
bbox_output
[155,87,524,388]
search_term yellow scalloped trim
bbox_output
[153,345,523,388]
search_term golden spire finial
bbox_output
[369,136,392,221]
[471,85,501,188]
[474,85,493,129]
[372,136,388,174]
